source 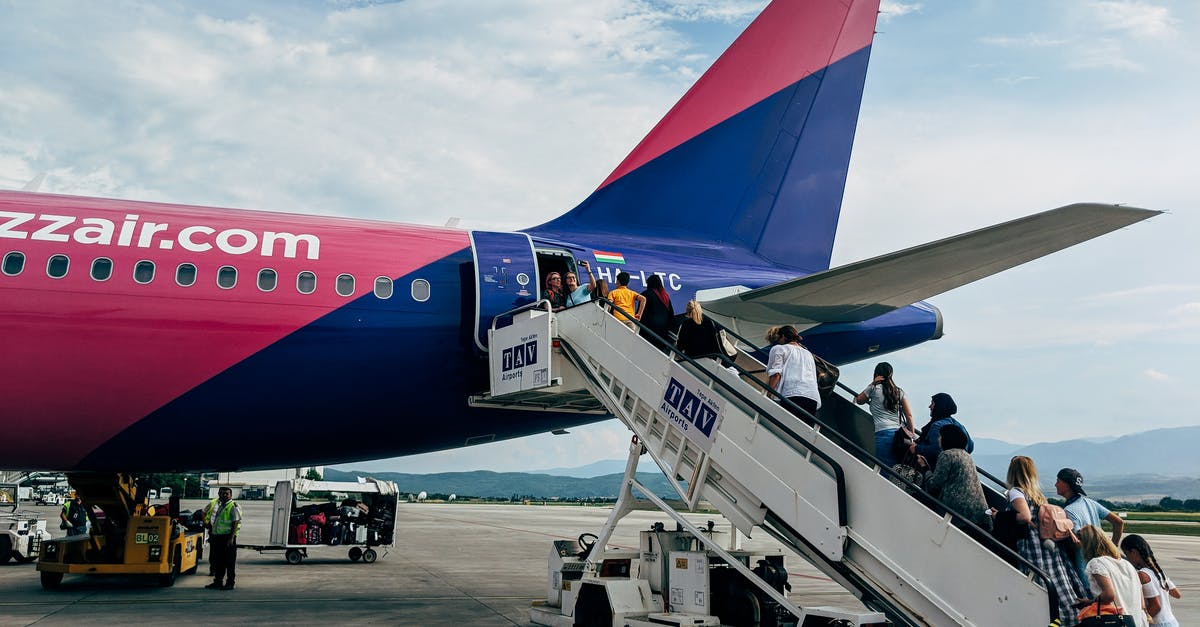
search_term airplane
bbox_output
[0,0,1156,473]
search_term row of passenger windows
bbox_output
[1,251,431,301]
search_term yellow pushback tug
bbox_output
[37,473,204,589]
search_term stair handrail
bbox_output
[560,297,850,527]
[689,313,1050,586]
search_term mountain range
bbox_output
[332,426,1200,501]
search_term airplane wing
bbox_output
[703,203,1160,324]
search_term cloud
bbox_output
[1143,368,1170,381]
[879,1,922,21]
[1086,0,1178,39]
[1170,302,1200,316]
[979,34,1071,48]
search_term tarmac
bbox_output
[0,500,1196,625]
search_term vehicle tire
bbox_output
[348,547,362,562]
[362,548,377,564]
[40,571,64,590]
[0,535,12,563]
[285,549,303,565]
[158,550,180,587]
[16,552,37,564]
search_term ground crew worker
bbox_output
[60,493,87,537]
[204,487,242,590]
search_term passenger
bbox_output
[1000,456,1087,625]
[765,325,821,422]
[591,278,610,310]
[561,260,596,308]
[608,271,645,331]
[638,274,675,352]
[1078,525,1148,627]
[1056,467,1125,595]
[909,393,972,470]
[675,300,722,360]
[854,362,914,467]
[923,423,991,530]
[544,272,565,309]
[1120,534,1182,626]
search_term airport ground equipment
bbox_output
[0,486,50,564]
[36,473,204,589]
[483,302,1053,626]
[241,478,398,565]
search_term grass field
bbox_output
[1119,511,1200,522]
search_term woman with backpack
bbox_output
[999,456,1089,625]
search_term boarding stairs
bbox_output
[487,302,1052,626]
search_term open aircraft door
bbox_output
[469,231,539,351]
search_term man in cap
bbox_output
[1055,467,1124,595]
[1055,467,1124,544]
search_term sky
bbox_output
[2,1,1197,474]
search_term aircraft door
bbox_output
[468,231,539,351]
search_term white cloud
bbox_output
[1086,0,1178,39]
[979,34,1071,48]
[1170,302,1200,316]
[879,1,922,21]
[1143,368,1170,381]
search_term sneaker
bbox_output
[204,582,223,589]
[221,583,235,590]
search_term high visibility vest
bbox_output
[208,499,239,535]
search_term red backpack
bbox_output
[1037,503,1076,542]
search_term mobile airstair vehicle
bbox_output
[473,301,1052,626]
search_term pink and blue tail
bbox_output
[531,0,881,274]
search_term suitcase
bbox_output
[307,525,322,545]
[290,523,307,545]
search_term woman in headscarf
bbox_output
[638,273,675,352]
[910,392,972,470]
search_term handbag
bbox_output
[810,352,839,394]
[1076,600,1136,626]
[718,329,738,359]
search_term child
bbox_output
[607,271,645,331]
[1120,534,1181,626]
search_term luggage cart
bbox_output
[240,478,398,565]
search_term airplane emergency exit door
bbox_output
[468,231,539,351]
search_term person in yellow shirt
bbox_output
[608,271,645,331]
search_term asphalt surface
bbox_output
[0,501,1195,625]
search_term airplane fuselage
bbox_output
[0,190,940,471]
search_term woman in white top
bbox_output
[1079,525,1149,627]
[765,325,820,422]
[854,361,913,467]
[1121,535,1181,626]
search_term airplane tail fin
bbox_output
[531,0,881,272]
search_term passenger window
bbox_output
[411,278,430,302]
[336,273,355,297]
[91,258,113,281]
[297,271,316,294]
[258,268,277,292]
[217,265,237,289]
[374,276,393,299]
[47,254,69,278]
[134,260,155,284]
[176,263,197,287]
[2,252,25,276]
